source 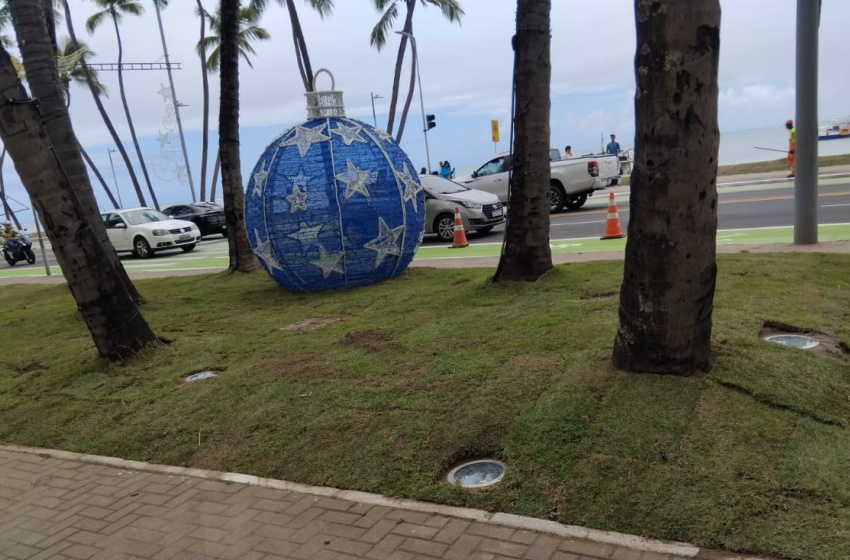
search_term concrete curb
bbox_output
[0,443,743,558]
[717,171,850,188]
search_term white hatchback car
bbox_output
[100,207,201,258]
[420,174,505,241]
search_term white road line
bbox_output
[822,203,850,208]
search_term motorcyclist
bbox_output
[1,220,18,245]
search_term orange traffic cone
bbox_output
[449,207,469,248]
[601,191,625,240]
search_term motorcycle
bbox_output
[3,231,37,266]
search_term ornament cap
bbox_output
[306,68,346,119]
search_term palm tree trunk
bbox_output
[386,0,415,135]
[2,5,158,360]
[0,147,23,228]
[219,0,259,272]
[612,0,721,375]
[20,1,141,303]
[79,144,120,209]
[285,0,314,92]
[112,16,159,210]
[394,20,417,144]
[196,0,210,201]
[61,0,147,209]
[493,0,553,283]
[210,150,220,202]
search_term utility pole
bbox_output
[107,148,123,208]
[396,31,432,174]
[795,0,819,244]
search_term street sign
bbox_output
[491,120,500,143]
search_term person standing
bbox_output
[786,119,796,178]
[606,134,621,156]
[563,145,573,158]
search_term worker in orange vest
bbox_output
[785,119,796,178]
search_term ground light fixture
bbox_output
[446,459,507,489]
[185,370,221,383]
[763,334,820,350]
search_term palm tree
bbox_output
[2,0,157,359]
[370,0,463,142]
[61,0,147,208]
[195,0,210,201]
[493,0,552,282]
[219,0,259,272]
[612,0,721,374]
[86,0,160,210]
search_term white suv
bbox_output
[100,208,201,258]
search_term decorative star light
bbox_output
[394,162,422,211]
[332,121,367,146]
[280,123,331,157]
[287,167,312,190]
[364,217,405,267]
[373,128,394,143]
[310,245,345,279]
[285,184,310,213]
[253,229,283,271]
[156,130,170,148]
[288,222,323,250]
[252,160,270,197]
[157,83,172,103]
[335,160,377,199]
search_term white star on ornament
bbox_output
[285,184,310,213]
[373,128,394,143]
[287,167,312,190]
[332,121,367,146]
[156,130,170,148]
[252,161,270,197]
[335,160,377,199]
[364,217,405,267]
[287,222,323,249]
[310,245,345,279]
[253,229,283,272]
[157,83,172,103]
[394,162,423,211]
[280,123,331,157]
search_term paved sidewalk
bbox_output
[0,445,770,560]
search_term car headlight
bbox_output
[452,200,482,210]
[152,229,169,236]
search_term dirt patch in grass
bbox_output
[341,330,399,353]
[280,317,344,331]
[11,362,47,376]
[264,355,339,381]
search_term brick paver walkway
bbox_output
[0,446,764,560]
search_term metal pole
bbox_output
[370,93,380,127]
[795,0,819,244]
[405,33,432,174]
[31,207,51,276]
[154,0,196,202]
[107,148,123,208]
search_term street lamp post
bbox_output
[107,148,123,208]
[370,92,383,127]
[395,31,432,174]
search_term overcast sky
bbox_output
[3,0,850,211]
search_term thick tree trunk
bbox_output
[21,1,141,303]
[112,17,159,210]
[285,0,314,92]
[394,20,416,144]
[386,1,415,135]
[2,5,158,360]
[196,0,209,202]
[61,0,146,208]
[219,0,259,272]
[493,0,553,282]
[612,0,721,374]
[210,151,220,203]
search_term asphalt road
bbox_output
[6,179,850,272]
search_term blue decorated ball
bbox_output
[245,117,426,292]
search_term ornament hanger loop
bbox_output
[313,68,335,91]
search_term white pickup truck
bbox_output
[457,148,620,213]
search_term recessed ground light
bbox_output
[764,334,820,350]
[447,459,506,489]
[185,370,220,383]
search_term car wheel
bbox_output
[133,236,154,259]
[181,244,196,253]
[564,192,589,210]
[549,184,566,214]
[434,213,455,242]
[4,249,15,266]
[24,247,36,264]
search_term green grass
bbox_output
[717,153,850,176]
[2,254,850,559]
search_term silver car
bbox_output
[420,174,505,241]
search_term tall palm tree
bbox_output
[61,0,147,208]
[493,0,552,282]
[86,0,160,210]
[612,0,721,374]
[195,0,210,201]
[370,0,463,142]
[2,0,157,359]
[219,0,259,272]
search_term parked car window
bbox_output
[421,176,470,195]
[167,205,189,216]
[476,156,507,177]
[102,213,125,228]
[123,209,170,226]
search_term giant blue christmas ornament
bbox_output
[245,70,425,292]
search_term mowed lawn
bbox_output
[1,253,849,560]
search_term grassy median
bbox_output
[2,254,849,559]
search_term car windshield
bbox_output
[123,209,169,226]
[192,202,222,210]
[423,177,469,195]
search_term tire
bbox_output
[24,247,36,264]
[181,244,196,253]
[434,213,455,242]
[133,236,154,259]
[548,184,566,214]
[564,192,589,211]
[3,249,15,266]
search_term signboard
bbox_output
[491,120,500,143]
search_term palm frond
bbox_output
[306,0,334,19]
[370,4,398,50]
[85,10,108,34]
[423,0,464,23]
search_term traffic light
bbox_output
[426,114,436,130]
